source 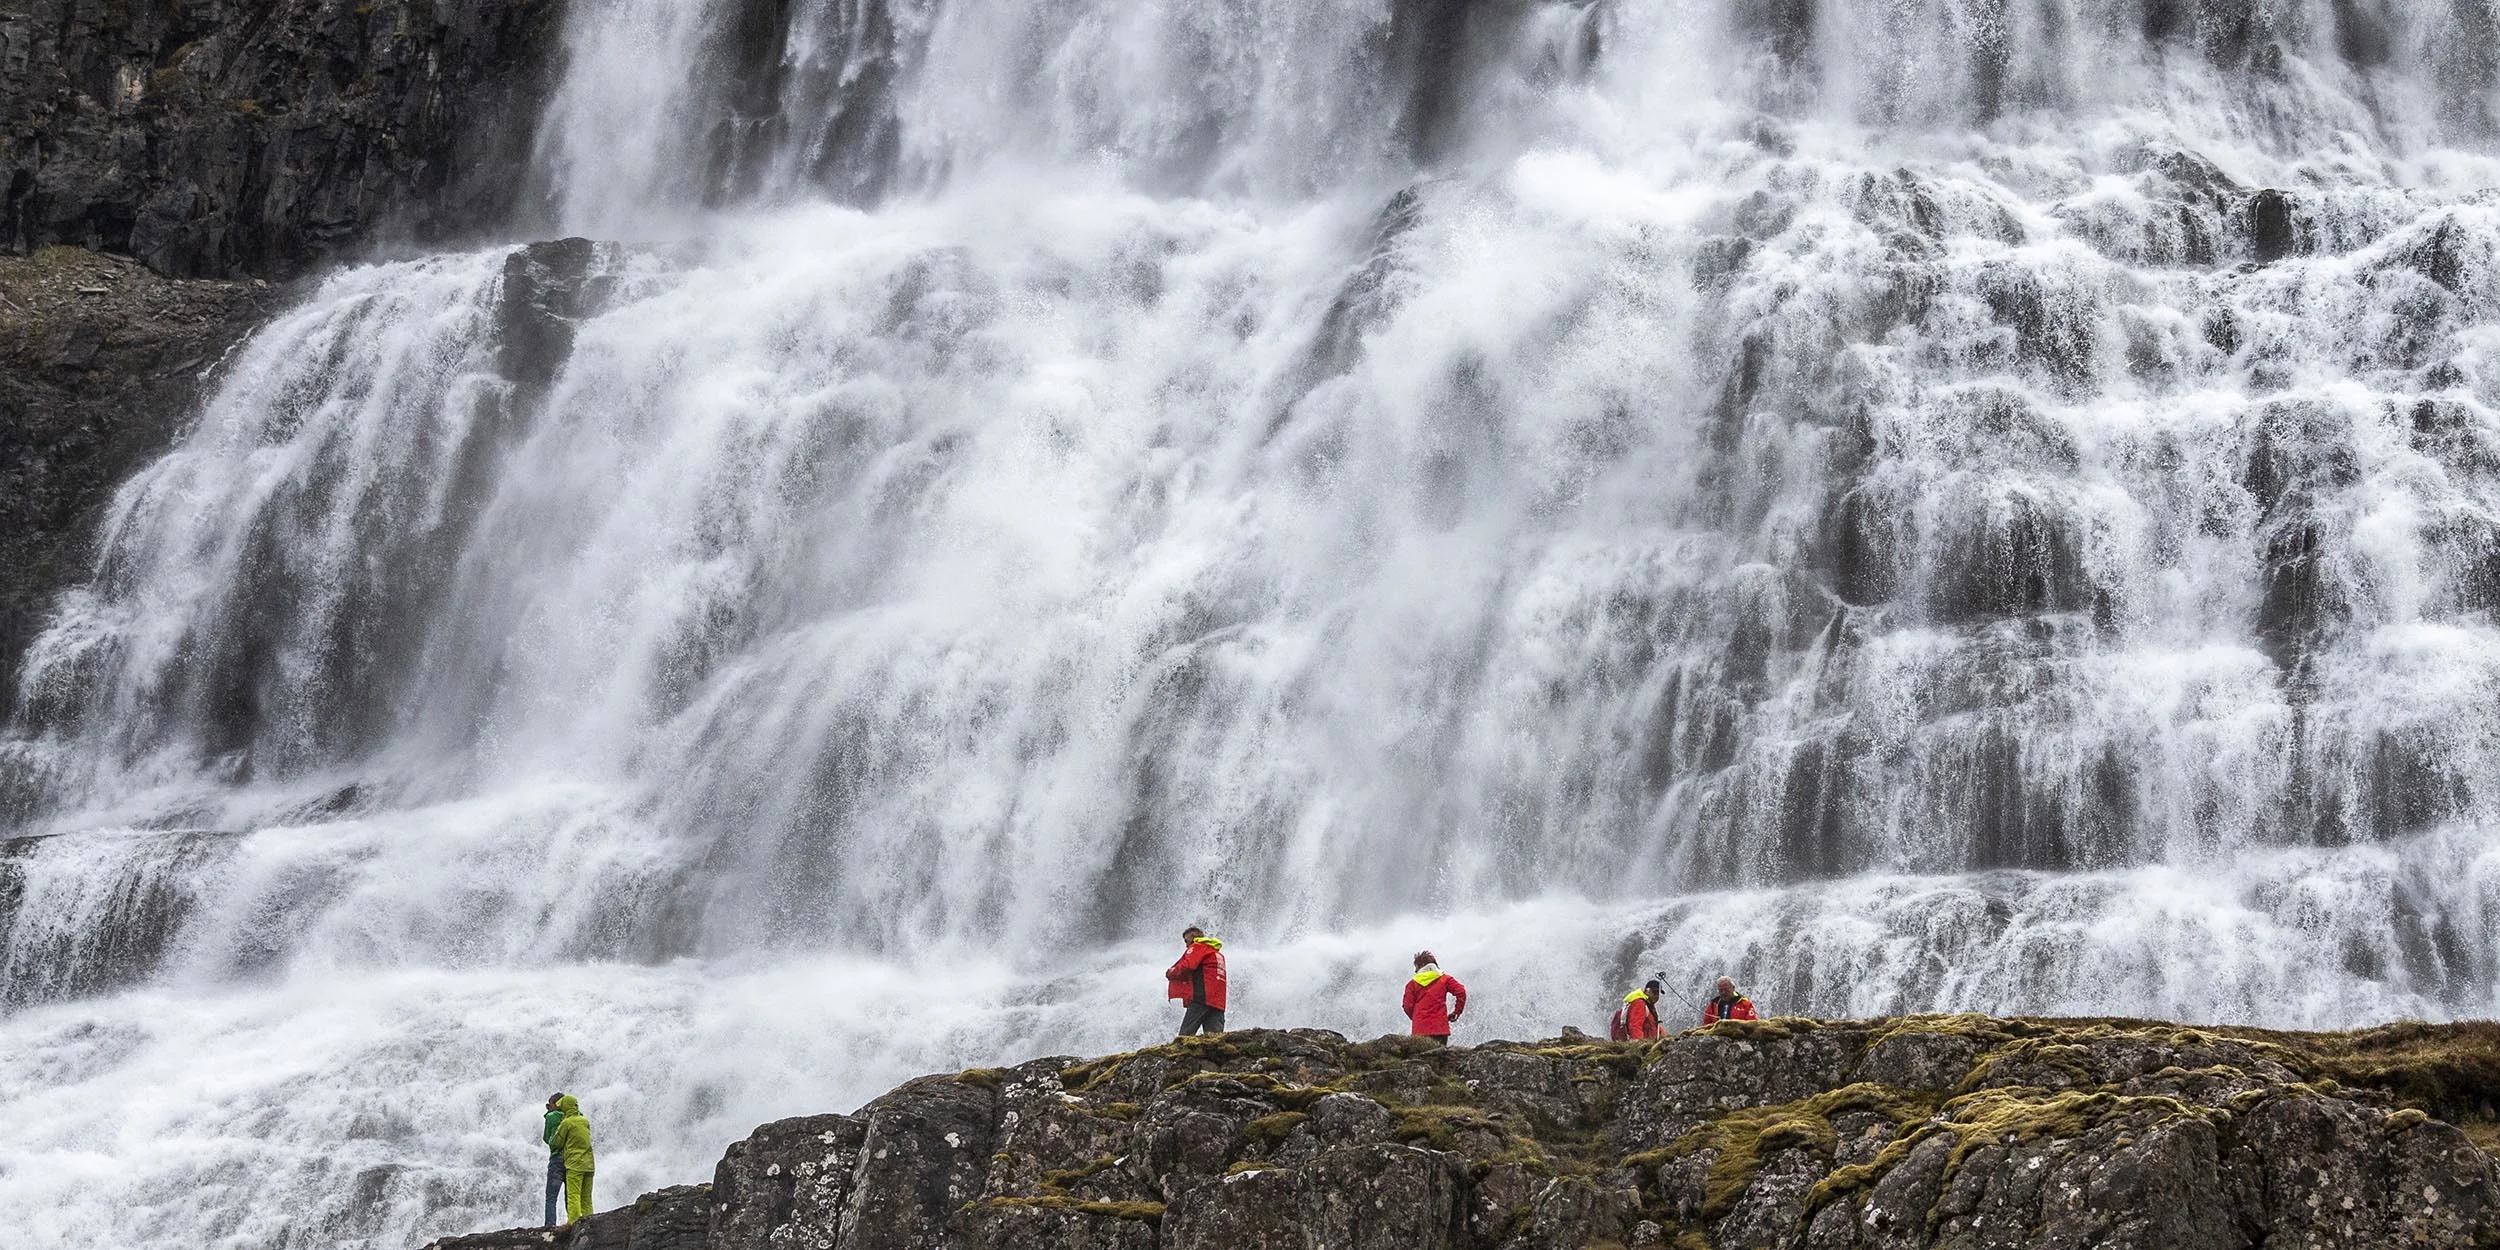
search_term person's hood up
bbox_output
[556,1094,582,1116]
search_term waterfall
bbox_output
[5,1,2500,1245]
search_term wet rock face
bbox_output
[424,1019,2500,1250]
[499,236,613,393]
[0,0,565,279]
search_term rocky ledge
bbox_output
[423,1014,2500,1250]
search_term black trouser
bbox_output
[1178,1002,1225,1036]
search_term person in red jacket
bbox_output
[1610,979,1663,1040]
[1401,950,1466,1044]
[1166,927,1227,1036]
[1702,976,1756,1024]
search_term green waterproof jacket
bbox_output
[551,1095,594,1172]
[542,1108,564,1152]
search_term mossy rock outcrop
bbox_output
[424,1016,2500,1250]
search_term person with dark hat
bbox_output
[540,1093,566,1225]
[1610,979,1664,1040]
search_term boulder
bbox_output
[711,1113,865,1250]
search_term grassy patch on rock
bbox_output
[2262,1020,2500,1150]
[1649,1083,1941,1220]
[1038,1155,1123,1190]
[976,1195,1165,1224]
[1802,1082,2222,1215]
[1243,1111,1308,1145]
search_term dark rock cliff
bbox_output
[0,0,566,279]
[0,245,273,699]
[420,1016,2500,1250]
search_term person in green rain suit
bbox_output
[550,1094,595,1224]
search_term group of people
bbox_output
[1605,974,1758,1038]
[540,1092,594,1227]
[1163,927,1757,1042]
[531,932,1753,1228]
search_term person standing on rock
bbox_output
[1702,976,1756,1024]
[1610,979,1664,1040]
[1402,951,1467,1044]
[1167,926,1228,1036]
[540,1092,568,1226]
[550,1093,595,1225]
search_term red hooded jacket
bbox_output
[1610,991,1661,1040]
[1702,994,1755,1024]
[1402,968,1466,1036]
[1166,938,1227,1010]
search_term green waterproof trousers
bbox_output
[565,1169,594,1223]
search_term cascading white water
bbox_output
[5,0,2500,1245]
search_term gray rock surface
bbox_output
[1,0,565,278]
[418,1017,2500,1250]
[711,1113,863,1250]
